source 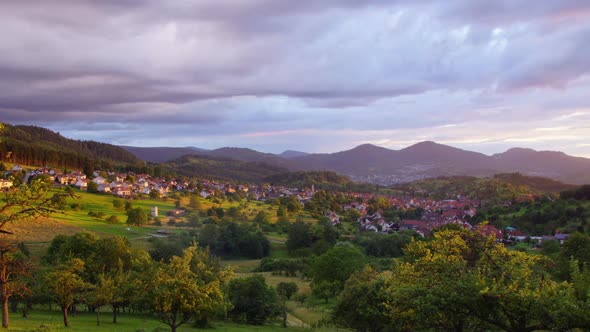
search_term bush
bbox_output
[87,211,106,219]
[106,215,120,224]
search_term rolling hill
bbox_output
[120,146,207,163]
[0,122,140,168]
[124,141,590,185]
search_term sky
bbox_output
[1,1,590,157]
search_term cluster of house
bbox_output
[342,196,485,236]
[22,167,319,205]
[7,164,570,245]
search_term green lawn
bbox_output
[51,189,177,238]
[5,308,334,331]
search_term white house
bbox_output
[0,179,13,189]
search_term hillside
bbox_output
[0,123,139,168]
[165,154,289,182]
[390,174,563,203]
[263,170,353,189]
[492,173,577,193]
[121,145,207,162]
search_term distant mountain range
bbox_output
[1,122,588,186]
[122,141,590,185]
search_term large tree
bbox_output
[141,244,230,332]
[45,258,91,327]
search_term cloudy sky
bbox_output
[1,1,590,157]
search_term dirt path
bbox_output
[286,312,308,329]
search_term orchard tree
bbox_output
[141,244,231,332]
[45,258,91,327]
[276,282,298,300]
[0,242,30,328]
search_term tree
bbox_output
[189,195,201,211]
[0,177,71,233]
[87,181,98,193]
[286,221,313,253]
[141,244,230,332]
[126,208,147,226]
[112,199,124,210]
[45,259,90,327]
[277,206,287,218]
[89,274,113,326]
[276,282,298,300]
[226,274,278,325]
[149,189,160,199]
[384,229,587,332]
[333,267,389,332]
[124,200,133,212]
[0,242,30,328]
[310,244,366,292]
[559,232,590,278]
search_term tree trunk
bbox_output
[96,306,100,326]
[2,295,9,328]
[112,306,117,323]
[62,306,69,327]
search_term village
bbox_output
[2,164,569,246]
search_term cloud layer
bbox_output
[1,0,590,156]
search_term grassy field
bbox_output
[5,308,327,332]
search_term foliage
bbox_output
[332,267,389,332]
[198,222,270,259]
[139,244,231,332]
[226,275,278,325]
[276,282,298,300]
[0,177,71,232]
[286,221,313,253]
[0,242,31,328]
[45,258,91,327]
[479,198,590,235]
[353,231,418,257]
[391,174,560,203]
[126,207,148,226]
[383,229,588,332]
[310,244,366,298]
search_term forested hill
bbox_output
[391,173,575,203]
[165,154,289,182]
[0,123,140,168]
[263,171,354,189]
